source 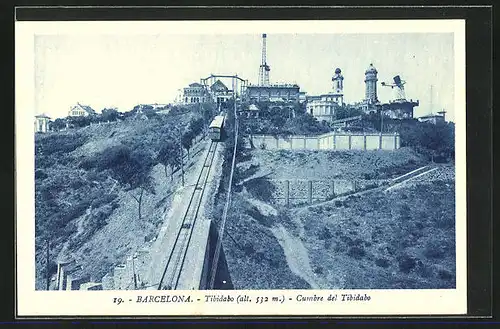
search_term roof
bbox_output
[247,84,299,89]
[332,115,362,124]
[72,103,96,114]
[35,113,50,119]
[210,80,229,92]
[419,114,445,119]
[209,115,225,129]
[188,82,204,88]
[365,63,378,74]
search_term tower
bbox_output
[381,75,407,102]
[258,34,271,86]
[331,68,344,106]
[364,63,378,104]
[332,68,344,94]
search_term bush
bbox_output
[90,193,118,209]
[437,269,453,281]
[318,226,332,240]
[35,169,48,180]
[398,255,416,273]
[347,246,366,260]
[423,240,446,259]
[36,133,87,156]
[375,258,390,268]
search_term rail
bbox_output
[209,97,239,289]
[157,141,219,290]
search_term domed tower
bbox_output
[332,68,344,94]
[364,63,378,104]
[330,68,344,106]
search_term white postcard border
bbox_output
[15,19,467,317]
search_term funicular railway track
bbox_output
[157,141,219,290]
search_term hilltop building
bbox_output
[182,82,209,104]
[210,79,233,104]
[245,83,300,103]
[379,75,419,119]
[305,68,345,122]
[181,79,236,105]
[418,110,446,124]
[68,103,96,117]
[364,63,379,105]
[34,113,50,133]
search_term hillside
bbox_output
[34,106,214,289]
[284,165,456,289]
[221,145,456,289]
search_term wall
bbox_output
[266,179,386,207]
[250,131,400,151]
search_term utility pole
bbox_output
[132,256,137,290]
[45,239,50,290]
[177,128,185,186]
[430,85,433,114]
[380,108,384,133]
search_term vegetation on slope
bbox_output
[284,170,456,289]
[35,103,217,289]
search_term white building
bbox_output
[306,68,345,122]
[68,102,96,117]
[34,113,50,133]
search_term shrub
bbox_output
[90,193,118,209]
[423,240,446,259]
[416,261,434,278]
[347,246,365,260]
[35,169,48,180]
[398,255,416,274]
[318,226,332,240]
[437,269,453,281]
[375,258,390,268]
[36,133,87,156]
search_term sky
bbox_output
[35,32,455,121]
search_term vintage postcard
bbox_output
[16,19,466,317]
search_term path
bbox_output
[270,224,323,289]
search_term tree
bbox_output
[98,145,155,220]
[188,117,205,137]
[51,118,67,131]
[181,130,194,158]
[157,140,177,180]
[101,108,119,122]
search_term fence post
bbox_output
[379,132,382,150]
[276,136,279,149]
[308,180,313,204]
[353,180,357,192]
[348,134,352,150]
[285,180,290,207]
[363,133,367,151]
[330,180,335,199]
[394,132,398,150]
[303,136,306,149]
[317,137,320,150]
[333,132,336,150]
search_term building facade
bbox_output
[210,80,233,104]
[245,84,300,103]
[418,112,446,124]
[364,63,379,105]
[34,114,50,133]
[305,68,345,122]
[183,83,209,104]
[68,103,96,117]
